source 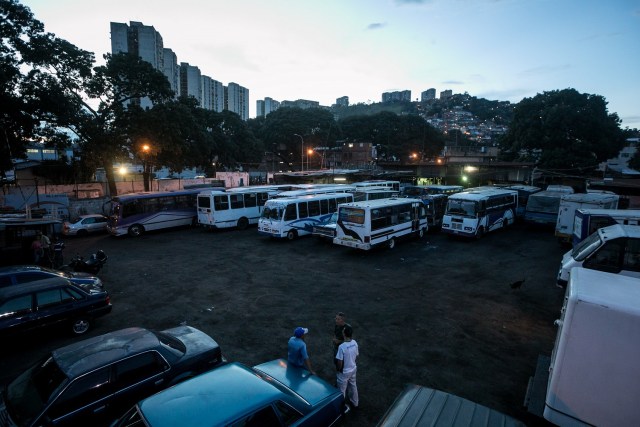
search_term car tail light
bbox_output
[105,295,111,305]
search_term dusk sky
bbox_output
[20,0,640,129]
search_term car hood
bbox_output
[163,325,221,357]
[253,359,340,407]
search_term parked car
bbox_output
[312,211,338,241]
[0,326,224,427]
[62,214,108,236]
[0,277,111,337]
[0,264,103,289]
[112,359,346,427]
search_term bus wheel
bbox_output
[388,238,396,249]
[475,227,484,239]
[286,230,297,240]
[128,224,144,237]
[237,217,249,230]
[418,228,426,239]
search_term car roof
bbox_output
[79,214,106,218]
[138,362,286,426]
[52,327,161,378]
[0,277,73,298]
[0,265,55,275]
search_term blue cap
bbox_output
[294,327,308,338]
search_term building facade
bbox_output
[162,48,179,96]
[336,96,349,107]
[421,88,436,101]
[179,62,202,105]
[382,90,411,103]
[226,82,249,120]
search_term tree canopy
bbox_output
[500,88,626,171]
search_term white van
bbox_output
[554,192,619,243]
[557,224,640,286]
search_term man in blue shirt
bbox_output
[287,327,315,375]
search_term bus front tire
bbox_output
[388,238,396,249]
[128,224,144,237]
[475,227,484,239]
[286,230,297,240]
[418,228,426,239]
[237,217,249,230]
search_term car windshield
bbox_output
[571,231,603,261]
[6,355,68,425]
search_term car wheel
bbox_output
[77,229,88,237]
[191,217,198,227]
[237,217,249,230]
[388,238,396,249]
[128,224,144,237]
[286,230,297,240]
[72,318,91,335]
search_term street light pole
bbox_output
[294,134,304,172]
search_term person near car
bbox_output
[288,326,315,375]
[336,324,359,410]
[31,234,44,264]
[39,231,51,265]
[333,312,350,365]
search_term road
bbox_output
[1,223,565,426]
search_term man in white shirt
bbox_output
[335,324,359,409]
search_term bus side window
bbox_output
[623,238,640,272]
[284,204,297,221]
[308,201,320,217]
[328,199,337,212]
[320,199,329,215]
[298,202,309,219]
[214,195,229,211]
[244,194,257,208]
[230,195,244,209]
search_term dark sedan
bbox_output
[0,326,224,427]
[0,277,111,337]
[113,359,346,427]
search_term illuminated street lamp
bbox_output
[140,143,152,191]
[307,148,314,171]
[293,134,304,172]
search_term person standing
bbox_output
[31,234,43,264]
[333,312,349,358]
[336,324,359,409]
[288,327,316,375]
[39,232,51,266]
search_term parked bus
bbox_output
[573,209,640,246]
[333,198,427,250]
[441,188,517,239]
[501,184,541,218]
[423,185,464,196]
[269,185,356,199]
[555,193,619,243]
[523,190,567,226]
[352,187,399,202]
[400,186,449,228]
[107,189,200,237]
[258,192,354,240]
[197,187,277,230]
[352,180,401,191]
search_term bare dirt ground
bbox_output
[0,222,566,426]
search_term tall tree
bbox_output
[500,89,625,171]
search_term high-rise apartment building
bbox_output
[201,76,225,112]
[179,62,202,105]
[163,48,179,96]
[421,88,436,101]
[336,96,349,107]
[226,83,249,121]
[256,97,280,118]
[382,90,411,103]
[440,89,453,99]
[280,99,320,109]
[110,21,165,109]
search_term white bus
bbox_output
[352,180,400,191]
[441,188,518,239]
[269,185,356,199]
[197,188,276,230]
[333,198,428,250]
[258,193,354,240]
[352,187,399,202]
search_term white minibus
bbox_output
[333,198,427,250]
[258,193,354,240]
[197,188,276,229]
[441,188,517,239]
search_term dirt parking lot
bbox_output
[1,223,566,426]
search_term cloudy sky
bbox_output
[20,0,640,129]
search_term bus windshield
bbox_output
[446,199,476,217]
[261,205,282,220]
